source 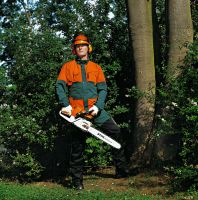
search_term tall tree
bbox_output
[166,0,193,79]
[154,0,194,162]
[126,0,156,168]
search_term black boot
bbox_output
[70,130,86,190]
[72,180,84,190]
[115,168,129,179]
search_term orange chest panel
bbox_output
[58,60,105,85]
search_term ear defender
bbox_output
[88,44,93,53]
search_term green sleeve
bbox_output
[95,82,107,110]
[56,80,70,107]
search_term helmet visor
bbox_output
[74,40,89,45]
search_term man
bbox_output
[56,33,129,190]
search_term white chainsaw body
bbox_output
[59,111,121,149]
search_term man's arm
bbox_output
[56,80,70,107]
[95,82,107,110]
[94,65,108,110]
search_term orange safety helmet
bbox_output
[72,34,93,54]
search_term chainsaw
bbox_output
[59,111,121,149]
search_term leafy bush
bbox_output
[170,166,198,192]
[85,138,112,168]
[12,150,44,181]
[156,41,198,190]
[0,28,65,180]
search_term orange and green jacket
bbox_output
[56,59,111,124]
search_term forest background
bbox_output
[0,0,197,192]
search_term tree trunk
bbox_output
[154,0,194,162]
[127,0,156,168]
[166,0,193,79]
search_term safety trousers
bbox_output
[69,118,128,184]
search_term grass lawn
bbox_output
[0,181,197,200]
[0,168,197,200]
[0,181,163,200]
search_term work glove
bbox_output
[89,105,99,116]
[61,105,72,116]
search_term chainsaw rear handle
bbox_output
[59,110,93,122]
[76,110,94,120]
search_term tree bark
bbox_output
[154,0,194,162]
[127,0,156,168]
[166,0,193,79]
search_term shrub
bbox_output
[156,41,198,190]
